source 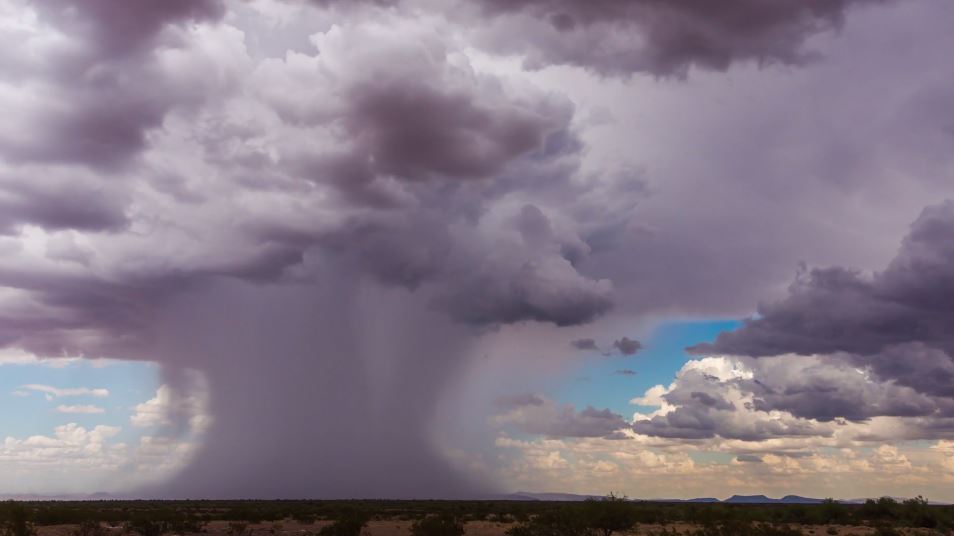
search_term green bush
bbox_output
[410,514,465,536]
[318,510,369,536]
[684,521,803,536]
[227,522,252,536]
[72,520,108,536]
[581,495,638,536]
[0,503,36,536]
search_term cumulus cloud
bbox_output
[632,357,833,441]
[131,382,210,435]
[691,201,954,419]
[0,420,204,495]
[0,0,229,170]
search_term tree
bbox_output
[581,494,638,536]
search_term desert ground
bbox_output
[30,519,950,536]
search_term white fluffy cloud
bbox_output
[0,379,210,495]
[131,382,211,435]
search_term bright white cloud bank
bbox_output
[0,376,210,495]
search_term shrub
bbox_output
[125,518,168,536]
[581,495,638,536]
[871,525,901,536]
[684,521,802,536]
[410,514,465,536]
[318,510,369,536]
[227,522,252,536]
[72,521,108,536]
[0,503,36,536]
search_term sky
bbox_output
[1,0,954,501]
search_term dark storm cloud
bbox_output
[742,354,954,422]
[692,201,954,365]
[1,0,951,498]
[436,257,613,326]
[0,3,646,498]
[343,79,560,182]
[613,336,642,356]
[468,0,885,75]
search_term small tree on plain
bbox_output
[581,494,638,536]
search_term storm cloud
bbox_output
[0,0,950,499]
[643,203,954,442]
[467,0,885,75]
[692,201,954,399]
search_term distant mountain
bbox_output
[501,492,865,504]
[724,495,773,504]
[779,495,826,504]
[0,492,118,501]
[724,495,825,504]
[509,492,602,502]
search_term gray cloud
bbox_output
[0,7,641,498]
[2,0,229,169]
[0,177,129,233]
[571,338,600,351]
[613,336,642,356]
[343,79,561,182]
[467,0,885,76]
[32,0,225,58]
[495,396,630,439]
[632,348,954,444]
[632,358,835,441]
[1,0,952,499]
[736,454,763,463]
[494,393,546,410]
[691,201,954,410]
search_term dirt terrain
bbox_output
[33,520,947,536]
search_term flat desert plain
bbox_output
[32,520,949,536]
